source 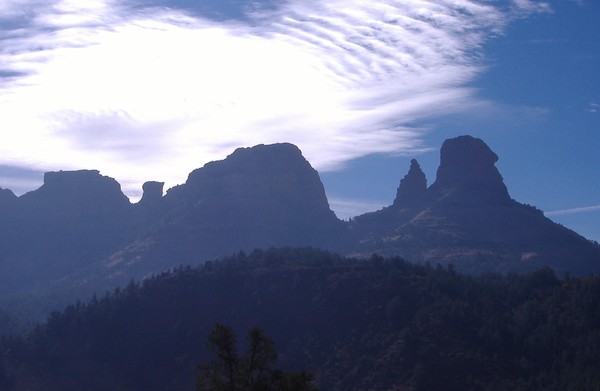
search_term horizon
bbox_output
[0,0,598,241]
[1,135,598,245]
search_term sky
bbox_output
[0,0,598,242]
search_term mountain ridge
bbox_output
[349,136,600,275]
[0,136,599,326]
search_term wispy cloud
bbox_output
[510,0,552,15]
[328,197,388,220]
[0,0,549,198]
[545,205,600,217]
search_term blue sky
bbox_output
[0,0,598,241]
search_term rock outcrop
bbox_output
[138,181,164,207]
[428,135,510,205]
[167,143,333,218]
[393,159,427,207]
[19,170,131,216]
[135,143,345,267]
[351,135,600,275]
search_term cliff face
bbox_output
[0,144,347,309]
[138,181,164,207]
[0,170,134,297]
[117,143,345,273]
[19,170,131,217]
[166,143,336,226]
[428,135,510,205]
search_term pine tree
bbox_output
[197,324,317,391]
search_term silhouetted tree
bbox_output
[198,324,239,391]
[197,324,317,391]
[242,327,277,388]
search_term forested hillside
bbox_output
[2,248,600,390]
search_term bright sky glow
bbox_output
[0,0,543,197]
[0,0,598,241]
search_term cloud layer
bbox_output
[0,0,547,198]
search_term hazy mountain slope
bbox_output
[0,170,135,293]
[0,144,345,325]
[0,136,599,331]
[350,136,600,275]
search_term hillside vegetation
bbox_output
[2,248,600,390]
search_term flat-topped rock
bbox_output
[139,181,164,206]
[428,135,510,204]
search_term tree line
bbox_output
[1,247,600,390]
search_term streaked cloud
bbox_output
[328,197,388,220]
[511,0,552,15]
[545,205,600,217]
[0,0,550,198]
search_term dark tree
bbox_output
[199,324,239,391]
[197,324,317,391]
[242,327,277,388]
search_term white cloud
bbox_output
[545,205,600,217]
[511,0,552,15]
[0,0,51,20]
[0,0,545,198]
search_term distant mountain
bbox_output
[106,142,345,278]
[3,248,600,390]
[350,136,600,275]
[0,143,346,326]
[0,136,599,328]
[1,170,134,293]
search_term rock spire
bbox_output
[393,159,427,207]
[139,181,164,206]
